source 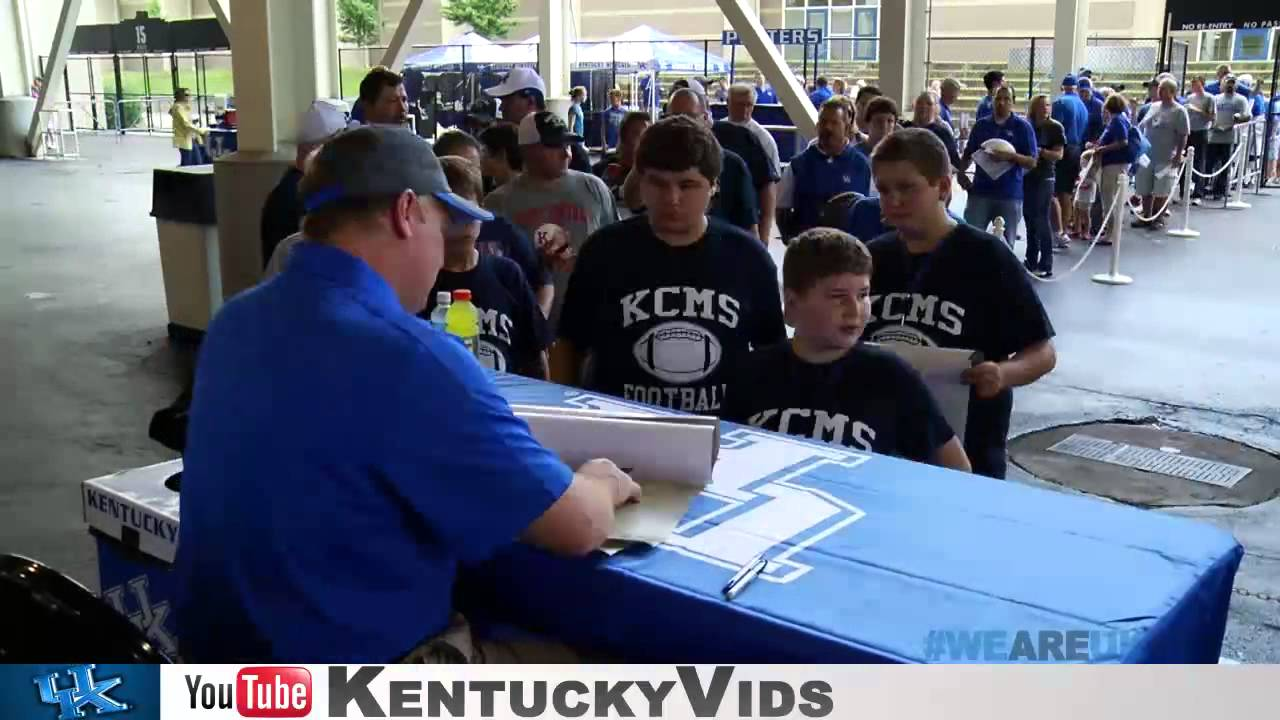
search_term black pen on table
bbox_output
[722,553,768,601]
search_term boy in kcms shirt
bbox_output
[552,115,786,413]
[725,228,971,471]
[865,129,1057,479]
[421,157,550,378]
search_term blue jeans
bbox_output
[1022,177,1054,272]
[963,194,1022,247]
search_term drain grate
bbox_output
[1047,433,1253,488]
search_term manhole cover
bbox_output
[1010,422,1280,508]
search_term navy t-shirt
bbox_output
[558,216,786,413]
[175,242,571,662]
[713,120,780,190]
[724,342,954,462]
[864,224,1055,478]
[421,254,548,375]
[714,148,761,231]
[964,114,1038,200]
[476,216,551,293]
[1083,95,1105,143]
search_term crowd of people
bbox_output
[172,62,1076,661]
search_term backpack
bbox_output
[1126,122,1149,166]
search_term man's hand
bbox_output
[962,361,1005,399]
[577,459,642,507]
[988,148,1016,162]
[534,223,577,274]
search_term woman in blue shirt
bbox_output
[1083,93,1130,244]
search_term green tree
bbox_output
[337,0,381,47]
[442,0,519,40]
[146,0,163,18]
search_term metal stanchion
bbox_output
[1167,147,1200,238]
[1092,174,1133,286]
[1226,124,1252,210]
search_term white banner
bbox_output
[160,664,1276,720]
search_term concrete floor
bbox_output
[2,134,1277,661]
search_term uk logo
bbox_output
[563,392,868,583]
[102,575,177,656]
[33,664,130,720]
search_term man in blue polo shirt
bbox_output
[174,127,640,663]
[776,97,872,241]
[959,85,1038,247]
[1052,74,1088,244]
[1078,77,1105,144]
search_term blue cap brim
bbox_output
[435,191,493,222]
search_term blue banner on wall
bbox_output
[0,665,159,720]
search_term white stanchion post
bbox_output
[1168,147,1200,238]
[1093,174,1134,285]
[1227,124,1252,209]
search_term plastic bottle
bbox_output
[445,289,480,357]
[429,291,451,333]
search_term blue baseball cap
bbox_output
[1077,77,1093,90]
[1062,74,1077,88]
[302,126,493,222]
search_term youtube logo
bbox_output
[186,667,312,717]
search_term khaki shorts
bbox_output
[1135,162,1176,197]
[400,614,581,664]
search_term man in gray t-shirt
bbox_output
[1134,79,1189,227]
[1206,76,1251,197]
[484,111,618,330]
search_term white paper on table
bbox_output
[870,343,980,444]
[514,406,719,545]
[973,149,1014,181]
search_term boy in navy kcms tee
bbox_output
[863,129,1056,479]
[552,115,786,412]
[725,228,971,471]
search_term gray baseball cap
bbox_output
[302,126,493,222]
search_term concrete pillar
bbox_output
[1053,0,1088,89]
[717,0,816,140]
[539,0,569,100]
[380,0,426,71]
[25,0,83,156]
[878,0,927,111]
[213,0,338,299]
[0,0,34,98]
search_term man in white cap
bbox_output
[485,67,592,173]
[260,98,349,269]
[483,111,617,330]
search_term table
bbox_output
[457,373,1244,663]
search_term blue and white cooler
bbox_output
[82,460,183,659]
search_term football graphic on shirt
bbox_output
[868,325,937,348]
[477,340,506,373]
[633,321,722,384]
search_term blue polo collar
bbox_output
[287,241,404,316]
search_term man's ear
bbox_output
[936,174,954,206]
[782,288,799,328]
[390,190,418,239]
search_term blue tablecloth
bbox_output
[458,374,1243,663]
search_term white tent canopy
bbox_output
[575,25,728,73]
[404,31,520,68]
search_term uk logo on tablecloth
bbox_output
[564,392,868,585]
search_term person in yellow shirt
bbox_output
[170,88,208,166]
